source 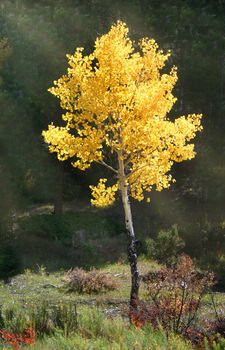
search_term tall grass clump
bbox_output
[0,300,78,339]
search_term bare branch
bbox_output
[96,160,118,174]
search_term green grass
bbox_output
[27,330,193,350]
[0,259,223,317]
[0,260,224,350]
[22,307,193,350]
[0,259,159,306]
[0,263,194,349]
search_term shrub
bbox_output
[0,327,35,350]
[145,224,185,265]
[130,255,215,346]
[63,268,118,294]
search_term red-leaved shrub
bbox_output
[130,255,215,346]
[0,327,35,350]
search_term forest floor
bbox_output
[2,208,225,349]
[0,260,158,306]
[0,260,224,318]
[0,261,224,349]
[0,259,225,308]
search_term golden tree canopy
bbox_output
[43,21,202,207]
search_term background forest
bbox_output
[0,0,225,288]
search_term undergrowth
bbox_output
[26,308,193,350]
[63,268,119,294]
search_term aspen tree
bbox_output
[43,21,202,308]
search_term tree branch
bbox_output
[96,160,118,174]
[127,163,150,179]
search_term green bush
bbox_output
[145,225,185,265]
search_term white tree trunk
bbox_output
[118,154,140,309]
